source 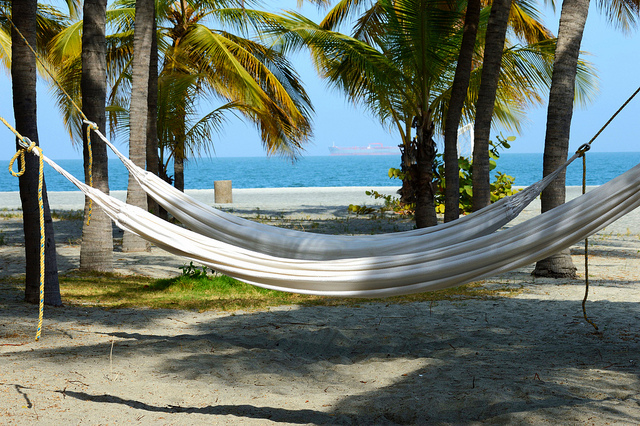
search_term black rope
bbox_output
[580,154,598,332]
[576,86,640,155]
[573,86,640,332]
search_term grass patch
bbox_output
[57,270,521,312]
[0,210,22,219]
[51,210,84,221]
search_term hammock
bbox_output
[40,150,640,297]
[96,130,580,260]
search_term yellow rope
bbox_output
[3,12,88,122]
[4,9,98,220]
[6,118,46,341]
[85,122,98,225]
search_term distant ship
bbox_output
[328,142,400,156]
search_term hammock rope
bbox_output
[3,13,89,123]
[581,153,598,332]
[5,118,46,341]
[84,120,100,225]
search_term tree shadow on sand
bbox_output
[4,293,640,424]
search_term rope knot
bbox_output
[25,140,42,157]
[575,143,591,156]
[83,120,99,131]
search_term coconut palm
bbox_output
[8,0,62,305]
[442,0,481,222]
[265,0,594,227]
[146,9,160,216]
[471,0,514,212]
[533,0,640,277]
[80,0,114,269]
[103,0,314,193]
[155,69,244,191]
[1,1,111,273]
[122,0,155,252]
[446,0,556,220]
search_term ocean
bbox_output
[2,152,639,192]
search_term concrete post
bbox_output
[214,180,232,203]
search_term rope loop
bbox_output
[9,149,27,177]
[9,137,35,177]
[575,143,591,157]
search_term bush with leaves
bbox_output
[352,135,518,217]
[434,134,518,214]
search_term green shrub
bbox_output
[354,134,518,216]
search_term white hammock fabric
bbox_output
[97,131,579,260]
[40,150,640,297]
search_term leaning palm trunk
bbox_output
[12,0,62,305]
[533,0,590,277]
[146,10,160,217]
[443,0,482,222]
[123,0,155,252]
[472,0,513,211]
[80,0,113,272]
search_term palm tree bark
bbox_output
[123,0,155,252]
[533,0,590,278]
[443,0,481,222]
[472,0,513,211]
[414,110,438,228]
[12,0,62,305]
[174,140,185,192]
[146,9,160,216]
[80,0,113,272]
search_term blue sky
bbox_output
[1,1,639,161]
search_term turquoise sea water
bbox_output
[2,152,639,192]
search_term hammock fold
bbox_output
[40,151,640,298]
[96,130,580,260]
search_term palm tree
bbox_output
[146,8,160,216]
[471,0,513,212]
[266,0,579,227]
[10,0,62,305]
[80,0,114,270]
[155,70,239,191]
[2,1,110,274]
[533,0,640,277]
[442,0,481,222]
[446,0,556,220]
[105,0,314,192]
[122,0,155,252]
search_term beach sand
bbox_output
[1,187,640,425]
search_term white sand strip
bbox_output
[1,185,639,233]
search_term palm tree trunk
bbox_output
[12,0,62,306]
[174,141,185,192]
[146,6,160,217]
[472,0,513,211]
[443,0,481,222]
[80,0,113,272]
[123,0,155,252]
[533,0,589,278]
[398,120,415,208]
[414,111,438,228]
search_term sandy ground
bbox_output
[1,187,640,425]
